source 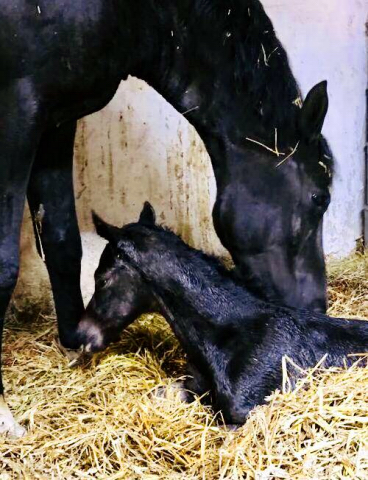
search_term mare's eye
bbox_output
[311,193,330,209]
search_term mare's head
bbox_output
[77,203,165,352]
[211,82,332,312]
[156,4,333,312]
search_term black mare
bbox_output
[0,0,331,435]
[79,204,367,425]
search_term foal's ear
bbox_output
[138,201,156,225]
[298,81,329,142]
[92,211,120,242]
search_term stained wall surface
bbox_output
[17,0,367,304]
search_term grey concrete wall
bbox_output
[16,0,367,305]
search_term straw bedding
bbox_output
[0,254,367,479]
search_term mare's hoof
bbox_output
[55,337,85,366]
[0,397,26,438]
[151,381,191,402]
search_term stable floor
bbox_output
[1,255,367,479]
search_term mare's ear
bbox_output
[138,201,156,225]
[298,81,329,142]
[92,211,120,242]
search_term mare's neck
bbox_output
[126,0,301,177]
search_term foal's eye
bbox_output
[311,193,330,209]
[116,252,124,260]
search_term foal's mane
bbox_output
[139,223,236,281]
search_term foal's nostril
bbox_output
[77,317,105,352]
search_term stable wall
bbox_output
[17,0,368,305]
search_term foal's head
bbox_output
[77,204,165,352]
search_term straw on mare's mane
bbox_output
[178,0,334,175]
[188,0,301,145]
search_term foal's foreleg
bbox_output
[27,122,84,350]
[184,361,212,399]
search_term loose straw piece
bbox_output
[246,129,285,158]
[276,141,300,168]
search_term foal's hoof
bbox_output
[55,337,85,367]
[151,381,191,403]
[0,396,26,439]
[224,424,241,433]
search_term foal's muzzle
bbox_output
[77,316,107,353]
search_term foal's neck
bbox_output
[149,249,262,327]
[145,249,262,381]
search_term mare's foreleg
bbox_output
[27,122,84,351]
[0,79,43,437]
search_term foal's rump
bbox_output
[221,313,367,424]
[276,310,368,369]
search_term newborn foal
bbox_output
[78,203,367,424]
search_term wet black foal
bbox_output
[78,203,367,424]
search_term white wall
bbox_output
[72,80,227,302]
[264,0,367,256]
[17,0,367,304]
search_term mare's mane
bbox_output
[186,0,302,147]
[162,0,333,175]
